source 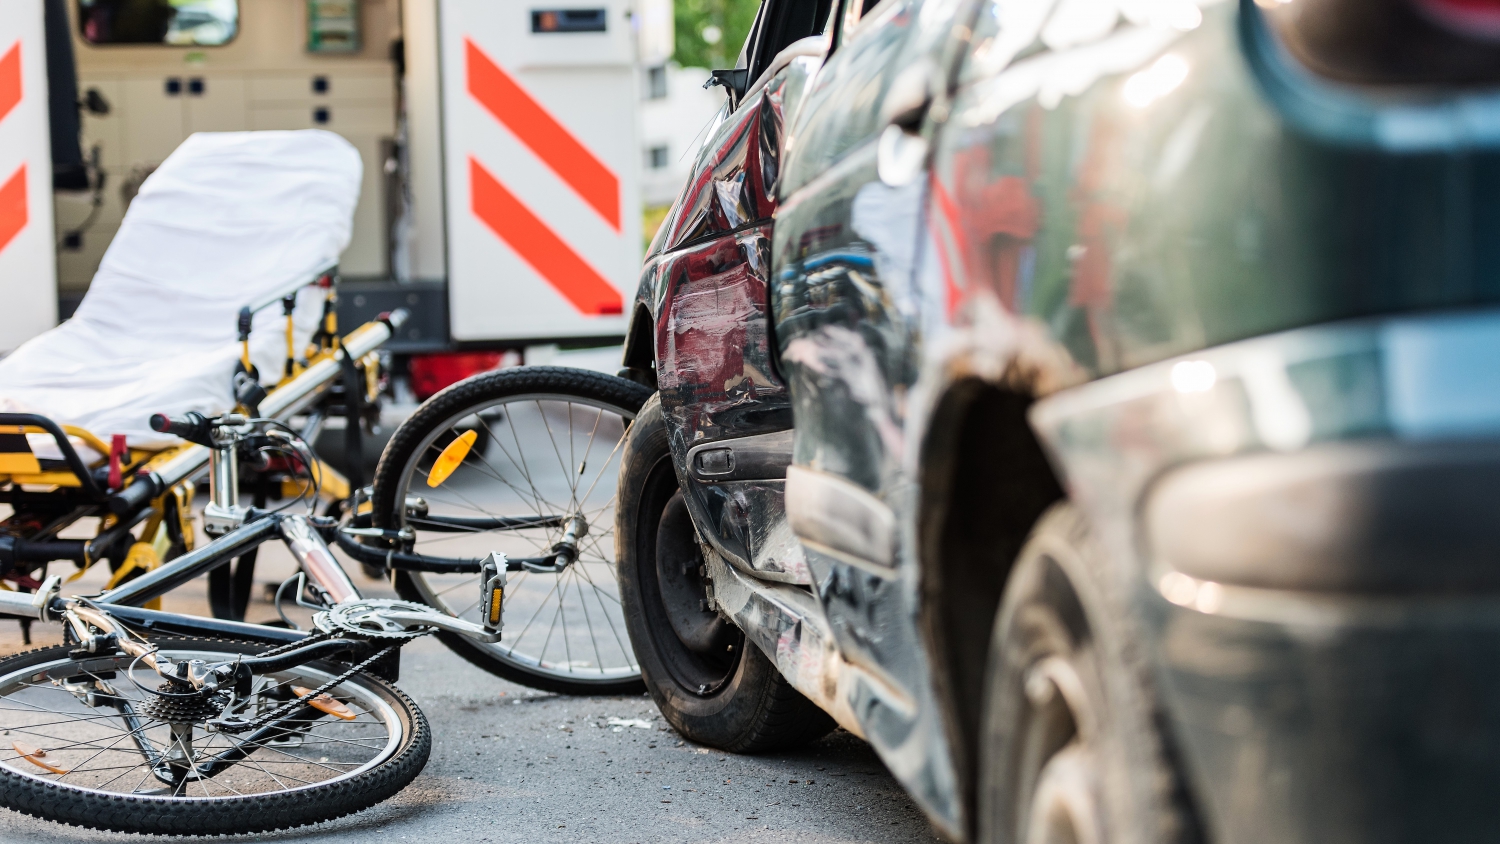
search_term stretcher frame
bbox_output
[0,266,404,621]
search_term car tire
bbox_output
[977,503,1200,844]
[617,394,835,752]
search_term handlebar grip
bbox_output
[149,411,212,446]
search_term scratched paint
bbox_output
[637,72,805,577]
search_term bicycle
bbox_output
[0,402,611,834]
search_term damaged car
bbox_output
[617,0,1500,841]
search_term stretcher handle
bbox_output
[0,413,106,500]
[109,309,407,517]
[108,472,162,516]
[240,261,339,320]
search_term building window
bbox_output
[646,65,668,100]
[647,146,669,169]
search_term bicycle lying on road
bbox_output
[0,366,650,834]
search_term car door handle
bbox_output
[686,429,795,482]
[878,60,938,186]
[878,123,930,186]
[880,60,937,133]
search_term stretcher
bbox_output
[0,130,402,619]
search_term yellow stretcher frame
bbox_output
[0,263,384,589]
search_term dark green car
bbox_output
[617,0,1500,841]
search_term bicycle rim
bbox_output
[394,391,641,689]
[0,645,405,800]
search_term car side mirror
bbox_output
[703,68,750,97]
[877,61,940,187]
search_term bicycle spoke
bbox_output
[573,560,634,660]
[536,595,566,669]
[0,646,404,807]
[506,573,565,651]
[571,568,607,675]
[398,390,641,685]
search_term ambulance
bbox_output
[2,0,674,363]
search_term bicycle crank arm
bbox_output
[375,609,503,643]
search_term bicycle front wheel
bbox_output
[0,638,429,834]
[372,366,651,695]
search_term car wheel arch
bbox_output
[620,300,658,388]
[915,372,1067,839]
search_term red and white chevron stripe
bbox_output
[439,0,639,342]
[0,6,57,351]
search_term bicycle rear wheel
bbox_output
[372,366,650,695]
[0,638,429,834]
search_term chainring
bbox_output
[315,598,434,640]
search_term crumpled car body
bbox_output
[621,0,1500,840]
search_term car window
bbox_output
[736,2,763,71]
[832,0,887,49]
[779,0,922,194]
[78,0,238,46]
[749,0,838,82]
[780,0,969,195]
[957,0,1052,86]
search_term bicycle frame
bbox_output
[0,500,503,790]
[78,510,502,640]
[0,404,508,721]
[0,354,611,745]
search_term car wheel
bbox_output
[978,503,1199,844]
[617,395,835,752]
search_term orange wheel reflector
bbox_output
[426,429,478,488]
[13,740,68,774]
[293,686,358,720]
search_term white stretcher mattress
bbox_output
[0,130,361,454]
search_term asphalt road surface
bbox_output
[0,519,936,843]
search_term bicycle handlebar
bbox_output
[149,411,214,446]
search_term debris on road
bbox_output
[607,717,653,730]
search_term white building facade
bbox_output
[639,63,726,209]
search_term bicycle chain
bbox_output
[211,629,431,734]
[249,629,335,660]
[210,643,400,734]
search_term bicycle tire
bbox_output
[0,637,429,835]
[372,366,651,695]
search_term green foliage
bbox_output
[643,204,672,251]
[673,0,760,70]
